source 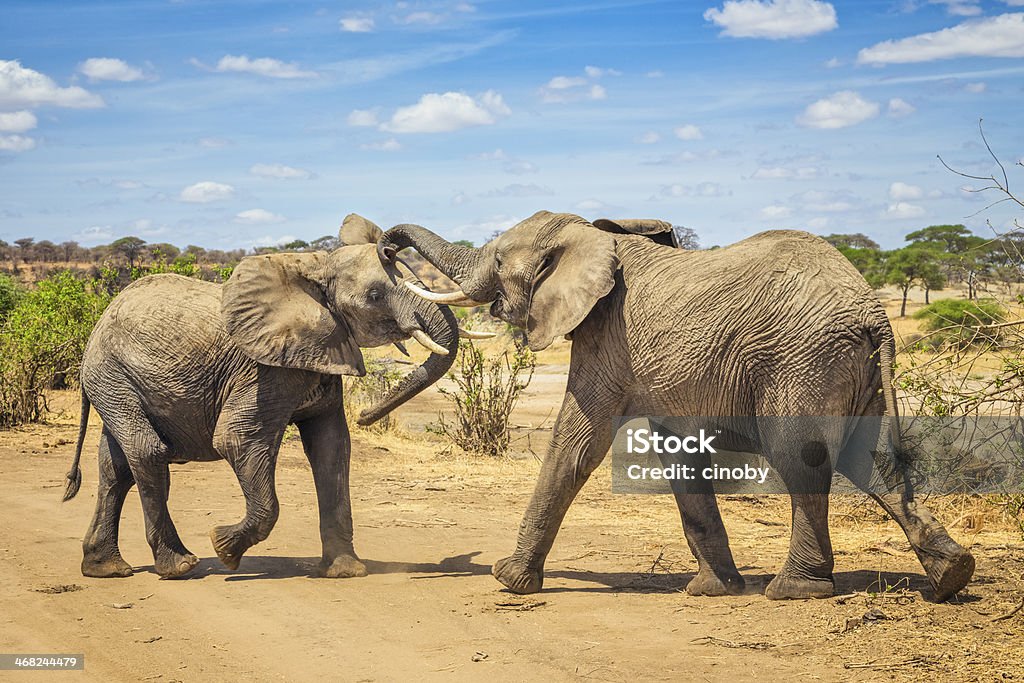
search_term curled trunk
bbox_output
[357,304,459,426]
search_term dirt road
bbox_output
[2,386,1023,682]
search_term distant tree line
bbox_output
[824,224,1024,316]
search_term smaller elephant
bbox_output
[62,215,481,579]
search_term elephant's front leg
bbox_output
[296,410,367,579]
[493,380,624,594]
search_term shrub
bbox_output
[912,298,1006,349]
[344,357,404,433]
[428,341,535,457]
[0,273,22,321]
[0,271,109,427]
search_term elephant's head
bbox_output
[382,211,624,352]
[222,213,477,425]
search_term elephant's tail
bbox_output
[62,389,90,502]
[865,311,906,489]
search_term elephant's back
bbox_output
[82,275,247,457]
[87,274,228,365]
[613,234,887,415]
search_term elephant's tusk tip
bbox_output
[459,327,497,340]
[410,329,449,356]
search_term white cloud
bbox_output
[929,0,983,16]
[198,137,231,148]
[179,181,235,203]
[646,70,664,78]
[451,191,470,206]
[381,90,509,133]
[76,225,114,243]
[399,11,443,25]
[858,13,1024,64]
[965,81,987,93]
[0,59,103,109]
[584,65,621,78]
[752,165,821,179]
[481,183,555,198]
[760,204,792,219]
[652,182,727,200]
[637,131,661,144]
[254,234,298,247]
[807,217,830,230]
[236,209,286,224]
[0,110,36,133]
[674,124,704,140]
[210,55,317,79]
[796,91,879,129]
[340,17,375,32]
[347,108,379,126]
[249,163,313,179]
[889,181,923,200]
[0,134,35,152]
[887,97,916,118]
[824,57,842,68]
[575,198,612,212]
[538,68,615,103]
[360,138,402,151]
[704,0,838,39]
[886,201,926,218]
[78,57,145,82]
[793,189,857,212]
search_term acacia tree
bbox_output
[111,236,146,270]
[886,246,944,316]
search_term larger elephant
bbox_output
[62,215,473,580]
[382,210,975,601]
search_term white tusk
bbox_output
[404,280,487,307]
[459,327,496,340]
[410,329,449,356]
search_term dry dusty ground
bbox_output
[2,385,1024,683]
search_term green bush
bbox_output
[0,273,22,322]
[912,298,1006,349]
[0,271,109,427]
[428,341,535,457]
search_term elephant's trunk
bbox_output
[357,300,459,426]
[381,224,496,302]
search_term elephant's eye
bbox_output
[368,288,382,302]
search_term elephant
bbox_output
[381,210,975,601]
[61,214,481,580]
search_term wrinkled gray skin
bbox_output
[384,210,975,601]
[62,215,459,580]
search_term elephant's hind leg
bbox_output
[109,410,198,579]
[764,438,837,600]
[837,417,974,601]
[81,428,135,578]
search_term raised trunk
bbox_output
[382,224,493,300]
[356,303,459,426]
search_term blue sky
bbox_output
[1,0,1022,250]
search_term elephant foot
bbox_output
[492,555,543,594]
[320,554,368,579]
[209,524,247,571]
[154,549,199,579]
[765,571,834,600]
[81,554,133,578]
[920,542,975,602]
[686,568,745,596]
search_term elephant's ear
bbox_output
[527,223,618,352]
[221,252,365,376]
[339,213,383,246]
